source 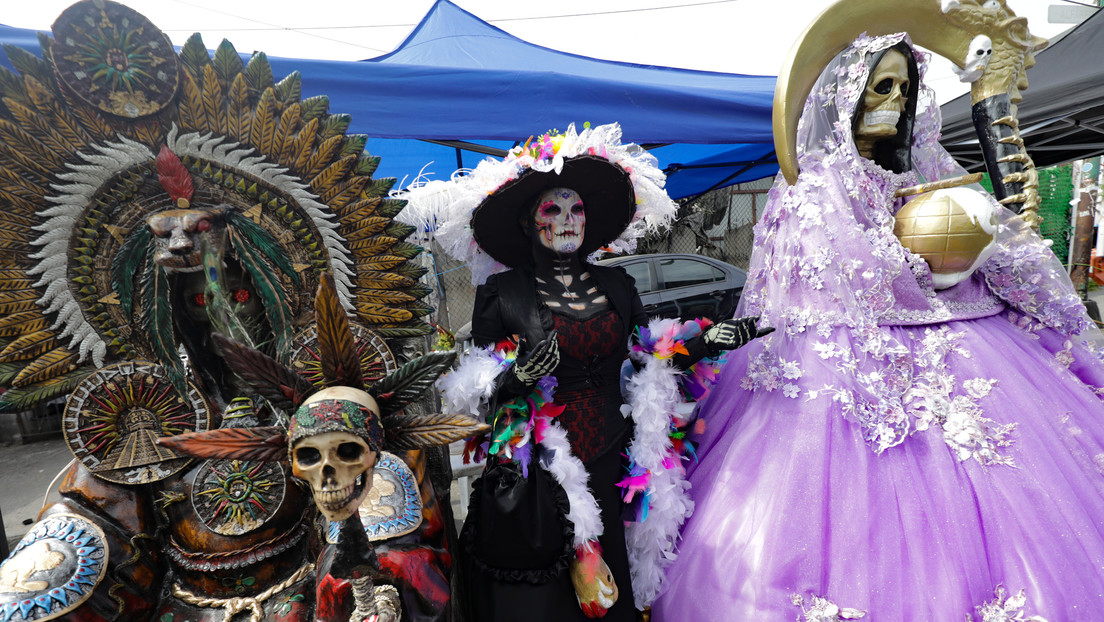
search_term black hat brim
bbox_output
[470,155,635,268]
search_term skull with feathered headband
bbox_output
[159,274,488,522]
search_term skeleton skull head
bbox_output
[532,188,585,255]
[855,49,910,150]
[289,386,381,522]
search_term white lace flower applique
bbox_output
[742,350,803,399]
[971,585,1048,622]
[791,593,866,621]
[902,327,1015,466]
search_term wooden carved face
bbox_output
[147,208,226,273]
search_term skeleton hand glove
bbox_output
[703,316,773,356]
[511,332,560,388]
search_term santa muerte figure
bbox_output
[0,1,483,621]
[653,1,1104,620]
[399,123,769,621]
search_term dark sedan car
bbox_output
[597,253,747,323]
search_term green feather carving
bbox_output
[320,114,351,139]
[140,258,186,396]
[341,135,367,156]
[368,350,455,415]
[225,209,300,285]
[275,71,302,104]
[200,236,255,347]
[212,39,244,87]
[2,44,52,87]
[228,227,294,357]
[178,33,212,79]
[0,360,23,385]
[300,95,329,121]
[376,325,435,339]
[111,225,153,315]
[243,52,274,94]
[0,368,90,413]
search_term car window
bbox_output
[621,261,654,292]
[659,258,723,289]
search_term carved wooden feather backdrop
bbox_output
[0,0,433,411]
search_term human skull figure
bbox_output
[532,187,585,255]
[289,386,381,522]
[855,49,910,154]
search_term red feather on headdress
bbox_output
[156,145,194,207]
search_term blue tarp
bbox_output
[0,0,778,198]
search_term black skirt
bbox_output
[464,444,635,622]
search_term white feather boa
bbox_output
[621,354,694,609]
[438,337,700,608]
[436,345,603,546]
[435,346,503,422]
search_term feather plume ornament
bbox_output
[314,272,363,390]
[211,333,313,412]
[156,145,194,207]
[368,350,456,415]
[200,234,256,348]
[111,226,154,316]
[210,276,483,458]
[382,413,489,450]
[227,228,295,355]
[141,256,187,397]
[156,425,288,462]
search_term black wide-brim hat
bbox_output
[470,154,635,268]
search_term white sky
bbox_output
[1,0,1085,104]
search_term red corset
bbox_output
[551,310,628,463]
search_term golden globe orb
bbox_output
[893,188,998,289]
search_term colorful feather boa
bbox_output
[622,317,724,608]
[437,319,723,607]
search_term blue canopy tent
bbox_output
[0,0,777,199]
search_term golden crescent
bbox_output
[774,0,976,185]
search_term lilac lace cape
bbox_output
[737,33,1091,340]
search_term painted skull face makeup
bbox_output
[532,188,585,255]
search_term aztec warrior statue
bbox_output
[5,1,1104,622]
[0,1,487,620]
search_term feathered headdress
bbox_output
[397,122,677,285]
[158,273,487,460]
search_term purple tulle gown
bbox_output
[654,34,1104,621]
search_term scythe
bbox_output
[774,0,1048,225]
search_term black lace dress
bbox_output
[464,266,644,622]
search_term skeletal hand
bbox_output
[571,541,618,618]
[703,316,773,355]
[512,332,560,387]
